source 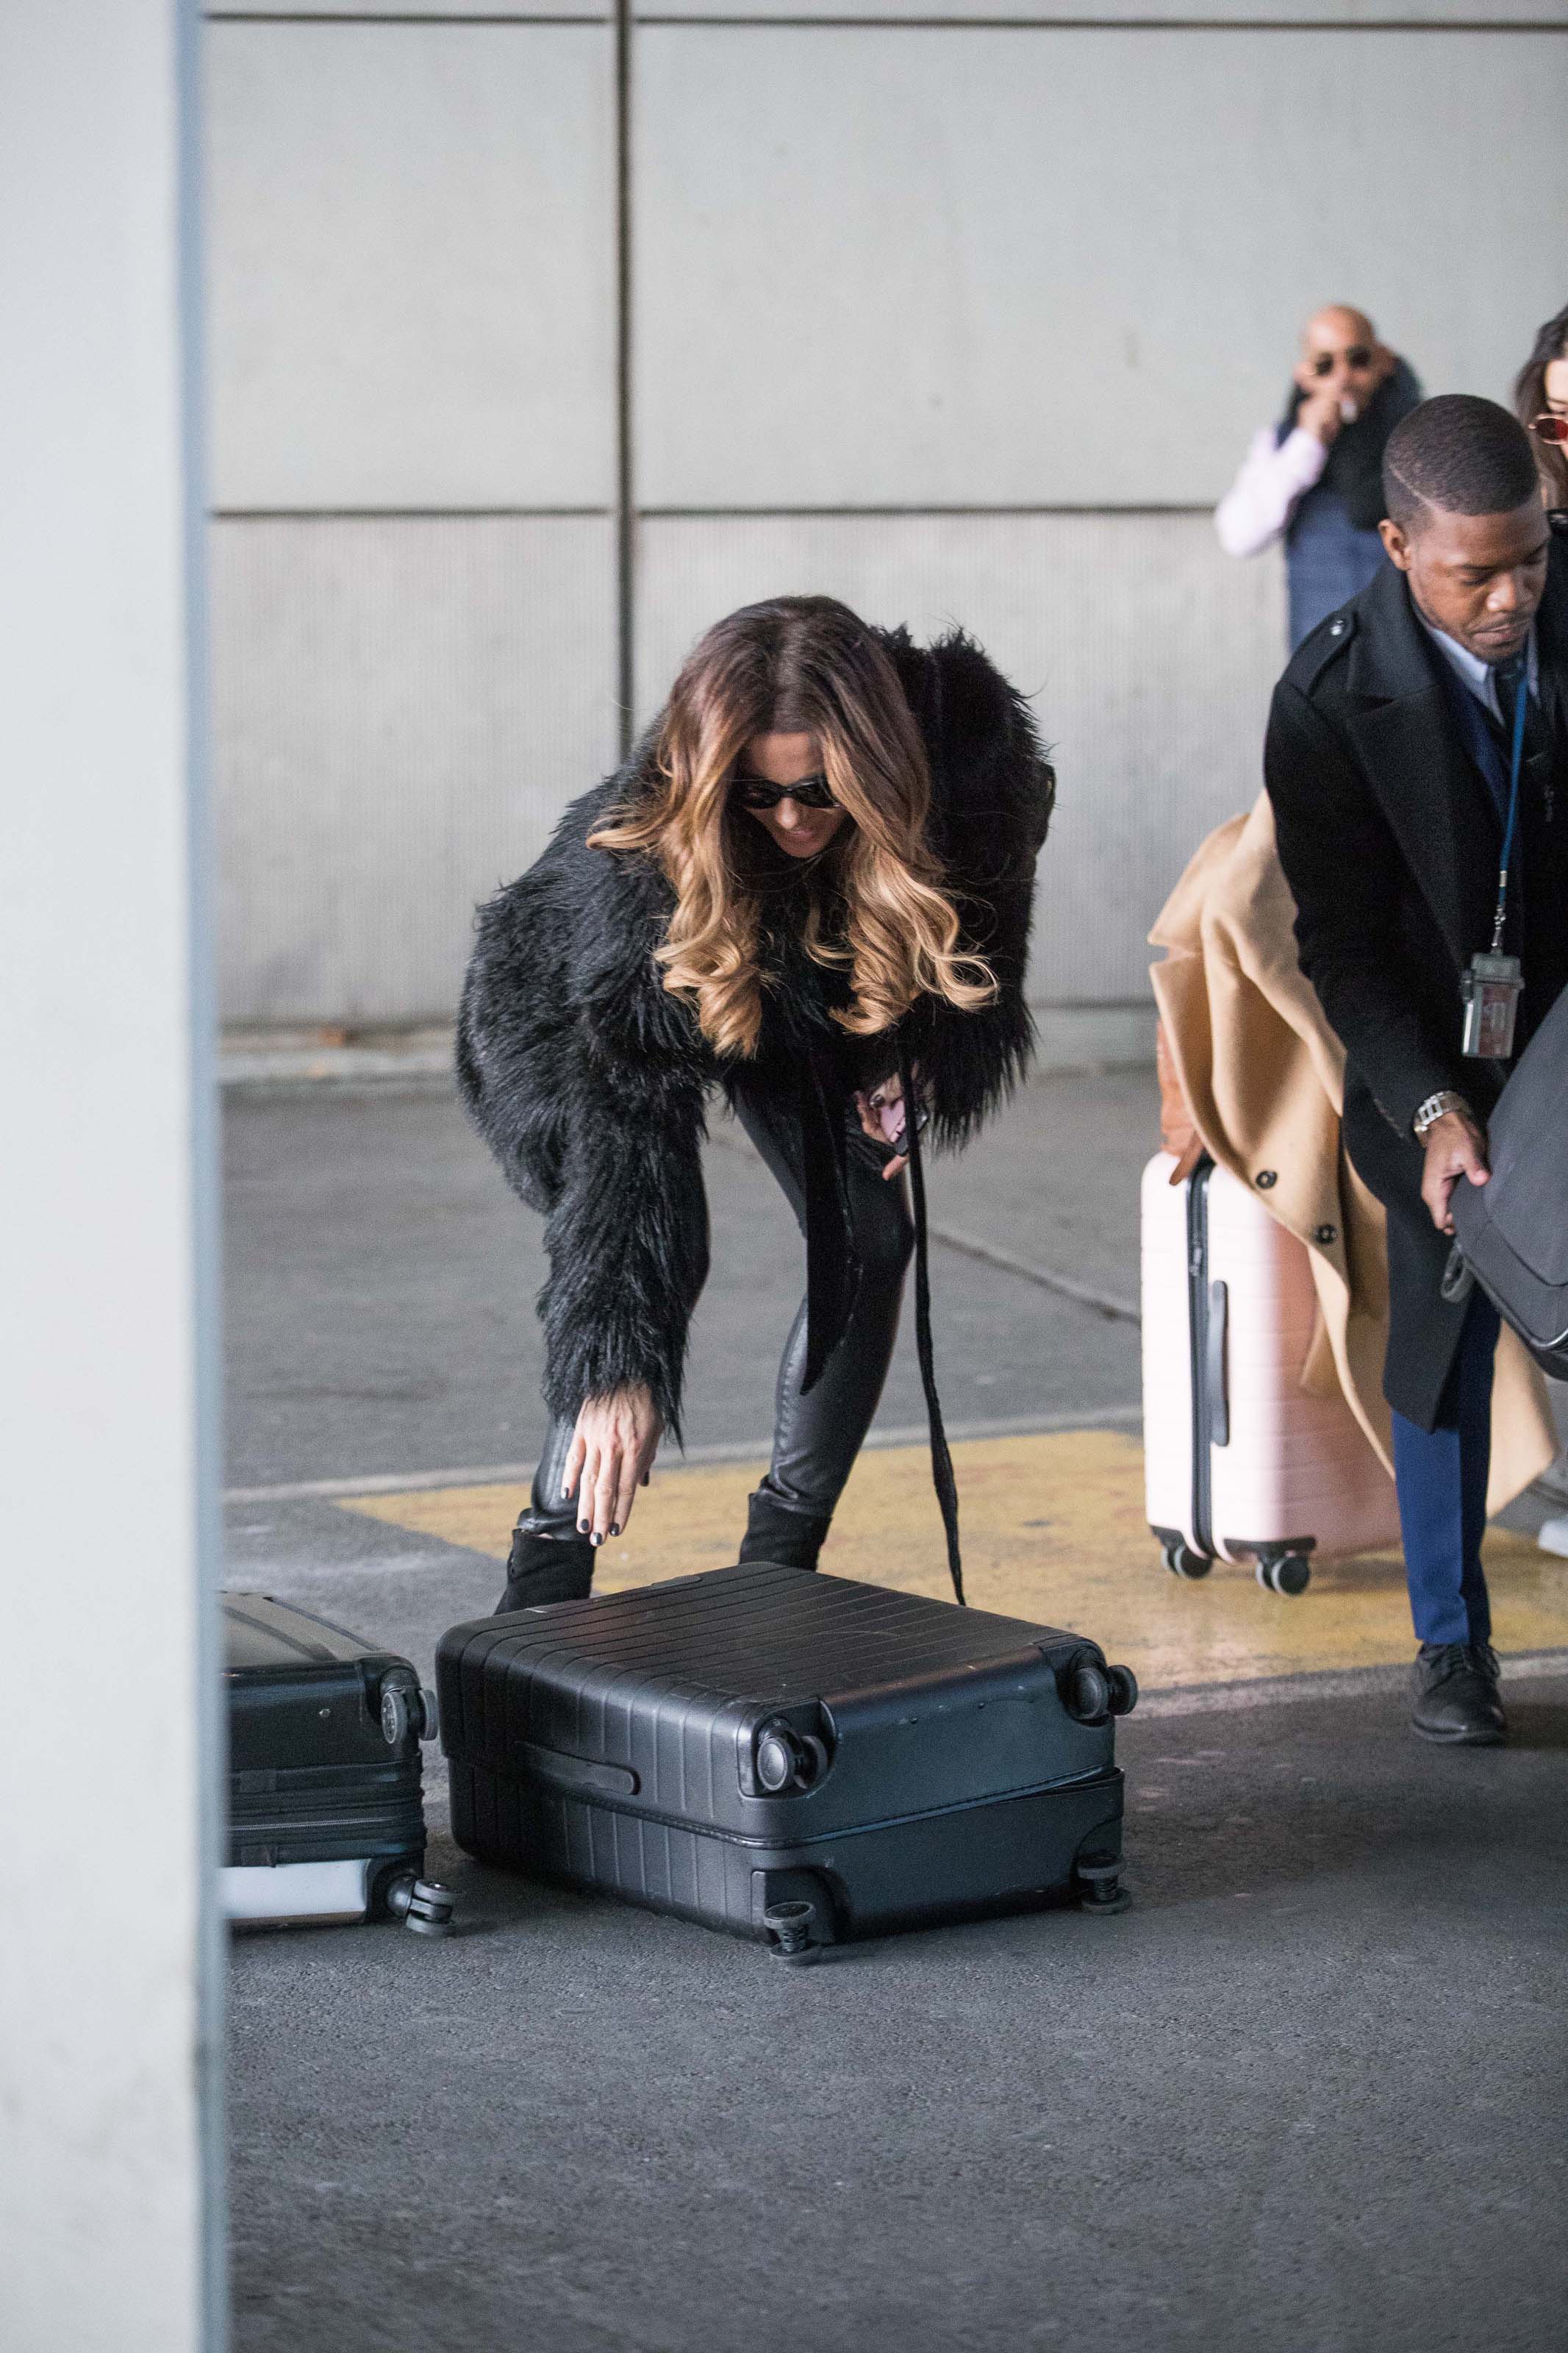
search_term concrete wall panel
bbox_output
[636,26,1568,508]
[214,516,617,1021]
[206,23,614,508]
[636,512,1286,1004]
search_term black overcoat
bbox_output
[1264,540,1568,1428]
[458,629,1054,1437]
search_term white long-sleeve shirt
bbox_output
[1214,424,1330,558]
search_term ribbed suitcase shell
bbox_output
[437,1561,1126,1946]
[224,1594,428,1923]
[1450,979,1568,1379]
[1141,1151,1400,1572]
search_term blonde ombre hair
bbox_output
[588,597,998,1058]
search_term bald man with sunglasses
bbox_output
[1217,305,1422,647]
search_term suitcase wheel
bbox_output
[754,1723,828,1795]
[1255,1552,1311,1598]
[1062,1654,1111,1726]
[379,1679,440,1746]
[1075,1857,1130,1917]
[1106,1663,1138,1718]
[1160,1538,1212,1581]
[380,1872,456,1938]
[1060,1653,1139,1727]
[763,1899,820,1964]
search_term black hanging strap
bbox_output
[898,1046,964,1605]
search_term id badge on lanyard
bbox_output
[1460,672,1529,1060]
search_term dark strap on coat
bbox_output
[900,1046,965,1605]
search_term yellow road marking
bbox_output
[335,1429,1568,1691]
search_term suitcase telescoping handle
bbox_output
[1205,1279,1229,1449]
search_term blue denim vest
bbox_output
[1285,488,1389,650]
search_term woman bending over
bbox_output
[459,594,1054,1610]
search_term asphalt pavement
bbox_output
[229,1674,1568,2353]
[223,1072,1568,2353]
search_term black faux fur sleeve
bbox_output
[458,785,713,1435]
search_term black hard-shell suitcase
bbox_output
[1449,979,1568,1379]
[224,1594,451,1933]
[437,1561,1137,1955]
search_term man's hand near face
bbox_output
[1296,385,1347,446]
[1420,1108,1490,1236]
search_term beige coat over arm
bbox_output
[1149,793,1554,1514]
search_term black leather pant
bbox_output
[499,1081,914,1605]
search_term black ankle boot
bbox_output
[738,1484,832,1573]
[493,1529,595,1615]
[1411,1641,1506,1745]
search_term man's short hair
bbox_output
[1383,395,1540,534]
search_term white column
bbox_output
[0,7,225,2349]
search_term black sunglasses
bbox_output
[732,771,838,813]
[1531,412,1568,446]
[1311,346,1373,376]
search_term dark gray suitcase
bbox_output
[1450,979,1568,1379]
[224,1594,451,1933]
[437,1560,1136,1956]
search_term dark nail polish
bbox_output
[609,1524,620,1538]
[590,1532,604,1548]
[578,1520,590,1534]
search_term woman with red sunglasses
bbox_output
[1513,304,1568,517]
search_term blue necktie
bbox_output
[1492,649,1529,730]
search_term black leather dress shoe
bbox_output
[1410,1641,1506,1745]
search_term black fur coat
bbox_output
[457,628,1053,1436]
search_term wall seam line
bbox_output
[638,502,1220,518]
[210,504,1220,521]
[615,0,636,757]
[210,506,612,520]
[203,10,1568,26]
[631,14,1568,27]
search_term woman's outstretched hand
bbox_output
[563,1384,664,1544]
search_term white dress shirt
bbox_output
[1417,614,1539,721]
[1214,426,1329,557]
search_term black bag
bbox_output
[224,1594,451,1933]
[1448,980,1568,1379]
[437,1561,1136,1957]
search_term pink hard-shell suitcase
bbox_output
[1140,1151,1401,1593]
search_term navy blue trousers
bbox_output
[1389,1293,1500,1646]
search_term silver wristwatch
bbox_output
[1413,1089,1469,1139]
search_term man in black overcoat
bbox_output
[1266,395,1567,1746]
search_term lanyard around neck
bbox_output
[1489,671,1531,955]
